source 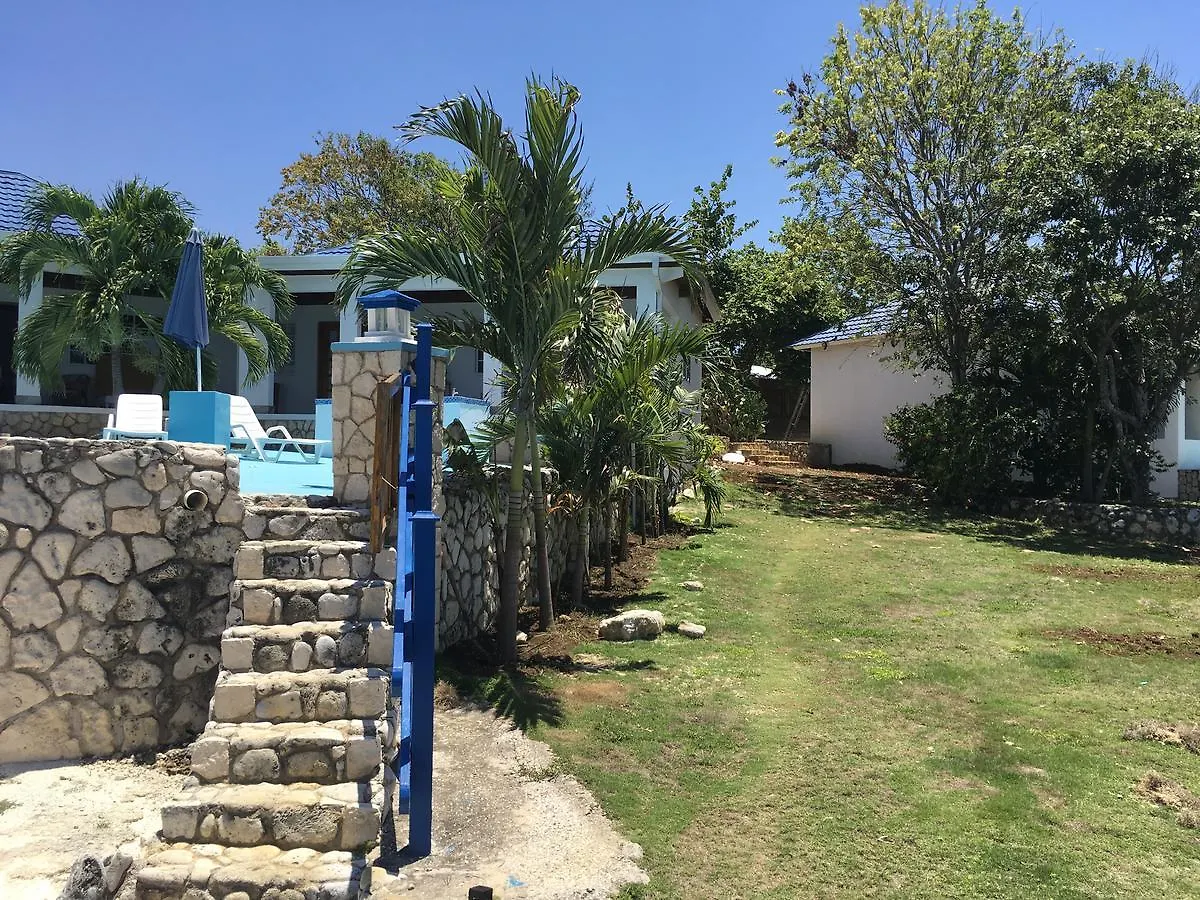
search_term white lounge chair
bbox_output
[228,396,331,464]
[101,394,168,440]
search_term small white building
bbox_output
[792,306,1200,499]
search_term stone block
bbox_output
[112,659,163,689]
[72,536,132,584]
[223,637,255,671]
[30,531,75,580]
[131,536,174,573]
[0,473,52,529]
[12,631,58,672]
[235,546,265,580]
[117,581,165,621]
[347,678,386,717]
[191,737,231,781]
[0,700,78,763]
[233,748,281,782]
[366,624,393,667]
[137,621,185,656]
[54,616,83,653]
[174,644,221,680]
[0,671,50,724]
[214,682,257,721]
[241,588,278,624]
[257,691,303,721]
[77,578,119,619]
[71,459,106,485]
[48,656,108,696]
[95,449,138,477]
[112,506,162,535]
[106,477,152,509]
[345,738,382,781]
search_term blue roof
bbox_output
[309,244,352,255]
[0,170,80,237]
[790,303,898,349]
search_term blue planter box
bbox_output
[168,391,232,448]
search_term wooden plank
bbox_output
[370,373,402,554]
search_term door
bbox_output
[0,304,16,403]
[316,321,340,399]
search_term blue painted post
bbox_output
[407,322,439,857]
[393,377,414,810]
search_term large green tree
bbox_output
[338,78,701,662]
[0,180,294,396]
[258,132,458,253]
[777,0,1074,386]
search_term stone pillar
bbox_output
[16,271,43,403]
[237,287,274,410]
[330,338,446,506]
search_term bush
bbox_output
[703,373,767,441]
[885,384,1024,505]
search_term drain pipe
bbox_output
[651,256,663,315]
[181,489,208,511]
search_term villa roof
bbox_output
[0,170,81,237]
[790,303,898,350]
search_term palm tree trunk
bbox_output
[603,500,613,590]
[529,439,555,631]
[571,506,590,609]
[110,350,124,399]
[617,491,630,562]
[498,415,528,664]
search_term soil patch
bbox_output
[1124,721,1200,754]
[1136,771,1200,828]
[1030,563,1200,582]
[1043,627,1200,658]
[721,464,928,520]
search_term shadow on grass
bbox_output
[730,468,1200,566]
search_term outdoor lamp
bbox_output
[356,289,422,341]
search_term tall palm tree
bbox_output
[337,77,702,663]
[0,180,294,396]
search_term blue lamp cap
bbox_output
[358,289,421,312]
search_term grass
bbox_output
[451,469,1200,898]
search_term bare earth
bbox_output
[0,707,646,900]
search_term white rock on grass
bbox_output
[597,610,665,642]
[677,622,707,639]
[680,580,704,591]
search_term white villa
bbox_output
[792,307,1200,499]
[0,169,713,421]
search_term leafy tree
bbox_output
[0,180,294,397]
[337,78,701,662]
[777,0,1074,386]
[259,132,458,253]
[1012,61,1200,503]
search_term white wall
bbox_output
[808,338,948,468]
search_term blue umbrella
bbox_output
[164,227,209,389]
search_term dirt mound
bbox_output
[1043,627,1200,658]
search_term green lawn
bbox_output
[462,470,1200,898]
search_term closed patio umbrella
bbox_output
[164,227,209,389]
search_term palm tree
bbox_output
[0,180,193,396]
[337,77,702,663]
[0,180,294,396]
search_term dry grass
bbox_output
[1124,720,1200,754]
[1136,771,1200,828]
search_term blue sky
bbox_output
[2,1,1198,250]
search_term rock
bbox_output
[31,531,75,580]
[597,609,665,641]
[191,737,230,781]
[174,644,220,679]
[257,690,302,720]
[721,451,746,464]
[291,641,313,671]
[680,580,704,591]
[3,563,63,629]
[189,470,226,505]
[516,631,528,644]
[102,852,133,896]
[48,656,107,696]
[59,489,106,537]
[36,471,74,504]
[12,631,58,672]
[141,462,168,491]
[131,535,174,572]
[70,459,106,485]
[105,477,151,509]
[223,637,254,671]
[677,621,707,639]
[111,506,162,535]
[111,659,163,689]
[55,853,104,900]
[0,618,9,667]
[317,691,347,719]
[137,622,185,656]
[232,748,280,782]
[0,473,52,529]
[14,527,31,549]
[77,579,119,619]
[182,446,227,469]
[313,634,338,667]
[72,537,132,584]
[54,616,83,653]
[116,581,163,621]
[95,449,138,477]
[0,549,20,597]
[0,671,50,724]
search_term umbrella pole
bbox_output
[195,347,202,391]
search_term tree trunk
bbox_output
[638,487,647,546]
[617,491,630,562]
[529,440,554,632]
[603,501,613,590]
[1080,406,1096,502]
[498,416,528,664]
[570,506,590,610]
[110,350,125,399]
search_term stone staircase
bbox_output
[728,440,830,469]
[136,499,396,900]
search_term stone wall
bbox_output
[1179,470,1200,502]
[438,469,572,648]
[0,404,112,439]
[1000,497,1200,546]
[258,415,315,440]
[0,437,245,764]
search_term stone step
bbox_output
[243,505,371,543]
[222,622,393,674]
[241,493,349,510]
[212,668,389,724]
[231,578,392,626]
[234,540,395,582]
[191,720,384,786]
[158,780,383,853]
[137,842,371,900]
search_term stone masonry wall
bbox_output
[1001,496,1200,546]
[257,416,316,440]
[0,437,245,764]
[1179,470,1200,502]
[438,469,571,649]
[0,405,112,440]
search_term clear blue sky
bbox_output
[2,1,1198,250]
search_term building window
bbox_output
[477,349,485,374]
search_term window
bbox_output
[67,347,88,365]
[476,349,485,374]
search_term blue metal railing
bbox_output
[389,322,438,858]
